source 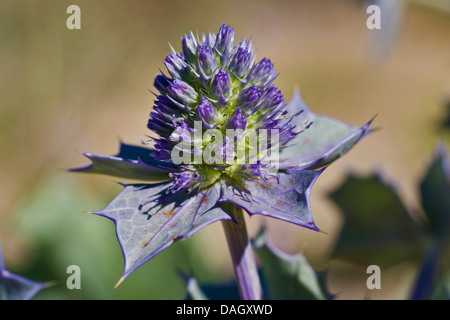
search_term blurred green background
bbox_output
[0,0,449,299]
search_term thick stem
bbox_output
[222,205,263,300]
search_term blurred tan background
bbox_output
[0,0,449,299]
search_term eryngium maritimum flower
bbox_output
[149,24,301,191]
[72,24,374,281]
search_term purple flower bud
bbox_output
[215,24,234,65]
[153,74,171,95]
[226,109,247,130]
[169,121,194,144]
[168,79,198,105]
[259,86,284,111]
[228,47,253,78]
[247,58,277,88]
[164,53,189,79]
[216,136,236,163]
[236,86,261,111]
[147,115,170,136]
[153,138,173,161]
[215,24,234,55]
[154,95,180,115]
[181,32,198,63]
[211,69,231,99]
[198,44,217,76]
[197,97,218,124]
[236,40,254,55]
[202,33,216,47]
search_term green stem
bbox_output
[222,204,263,300]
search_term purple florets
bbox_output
[167,79,198,106]
[198,43,217,77]
[197,97,219,127]
[147,24,299,191]
[229,46,253,78]
[247,58,277,88]
[211,69,231,102]
[237,86,262,112]
[227,109,247,130]
[215,24,234,65]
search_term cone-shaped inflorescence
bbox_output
[149,24,298,193]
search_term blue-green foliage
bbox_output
[330,144,450,300]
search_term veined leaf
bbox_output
[220,169,323,231]
[70,142,175,181]
[280,90,373,170]
[93,182,232,282]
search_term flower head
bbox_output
[148,24,299,192]
[72,24,373,282]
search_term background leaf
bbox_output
[184,275,240,300]
[410,144,450,299]
[253,232,330,300]
[329,173,424,268]
[0,245,48,300]
[431,272,450,300]
[419,144,450,243]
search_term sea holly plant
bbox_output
[71,24,373,299]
